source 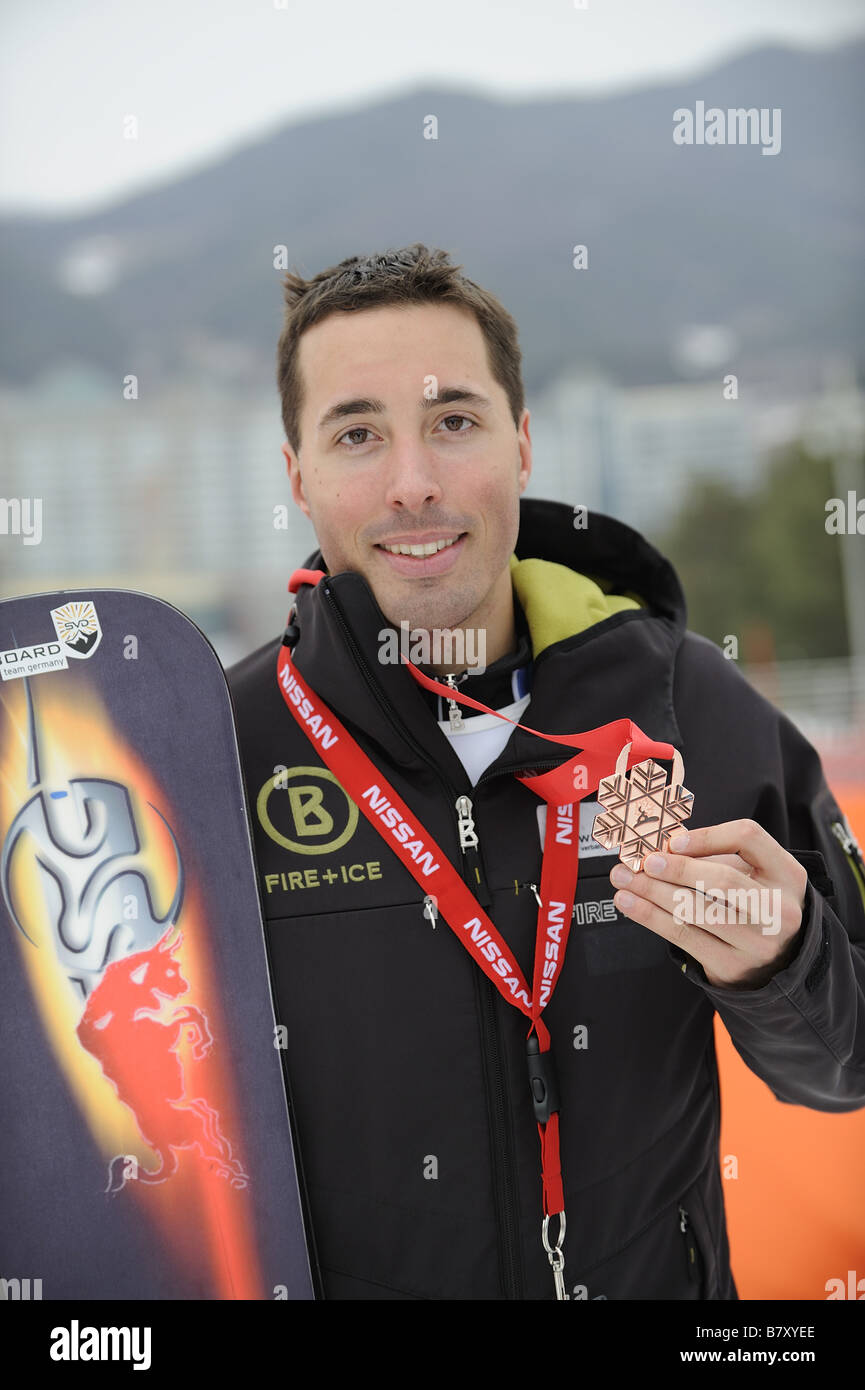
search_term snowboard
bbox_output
[0,590,317,1300]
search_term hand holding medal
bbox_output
[592,743,809,991]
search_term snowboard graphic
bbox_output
[0,590,317,1300]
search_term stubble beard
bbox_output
[376,577,484,639]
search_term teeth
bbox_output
[383,537,459,557]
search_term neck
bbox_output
[427,619,516,678]
[426,569,517,677]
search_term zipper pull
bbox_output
[831,820,855,854]
[830,819,865,894]
[517,882,580,917]
[443,672,464,732]
[422,894,438,929]
[679,1205,699,1282]
[456,795,479,850]
[831,818,865,866]
[455,795,491,906]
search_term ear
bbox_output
[283,442,311,519]
[516,408,532,494]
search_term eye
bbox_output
[437,414,475,434]
[336,426,376,449]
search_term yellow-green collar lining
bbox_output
[510,555,643,659]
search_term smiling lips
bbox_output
[375,532,467,575]
[380,536,461,557]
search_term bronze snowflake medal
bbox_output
[591,742,694,873]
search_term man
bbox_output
[226,243,865,1301]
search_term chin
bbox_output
[385,591,479,635]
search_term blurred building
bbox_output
[0,377,317,664]
[527,369,759,535]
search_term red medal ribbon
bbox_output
[277,571,677,1242]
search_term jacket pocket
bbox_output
[678,1203,704,1292]
[568,1184,717,1300]
[676,1171,720,1299]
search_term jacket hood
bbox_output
[509,499,686,656]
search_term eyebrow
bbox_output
[316,386,494,434]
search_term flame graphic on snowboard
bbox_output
[0,670,262,1297]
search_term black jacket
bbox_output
[226,498,865,1300]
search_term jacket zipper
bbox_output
[831,820,865,911]
[474,969,524,1299]
[322,587,524,1297]
[457,791,521,1297]
[678,1205,701,1286]
[455,794,492,907]
[443,672,465,732]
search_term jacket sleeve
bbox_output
[669,664,865,1113]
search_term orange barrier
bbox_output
[716,786,865,1300]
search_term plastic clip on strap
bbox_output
[526,1033,560,1125]
[527,1035,568,1300]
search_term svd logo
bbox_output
[50,600,102,659]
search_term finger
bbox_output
[621,872,787,944]
[668,819,799,889]
[613,881,792,986]
[639,850,756,913]
[613,883,733,969]
[688,852,751,874]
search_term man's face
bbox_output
[283,301,531,635]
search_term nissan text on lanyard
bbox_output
[277,569,682,1301]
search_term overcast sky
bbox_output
[1,0,863,215]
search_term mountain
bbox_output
[2,39,863,394]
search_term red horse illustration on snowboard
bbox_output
[77,923,249,1194]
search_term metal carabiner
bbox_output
[541,1211,569,1301]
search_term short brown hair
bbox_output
[276,242,525,454]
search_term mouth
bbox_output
[374,532,468,576]
[377,535,463,557]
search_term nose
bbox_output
[383,440,443,511]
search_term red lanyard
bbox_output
[276,572,677,1297]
